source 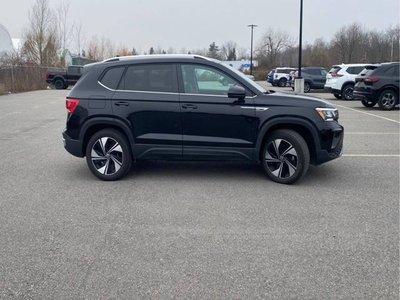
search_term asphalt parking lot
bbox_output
[0,86,399,299]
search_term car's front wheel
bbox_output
[86,129,132,181]
[378,89,398,110]
[54,79,65,89]
[262,129,310,184]
[333,93,342,99]
[304,82,311,93]
[278,78,287,87]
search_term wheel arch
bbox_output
[79,117,135,158]
[256,117,319,164]
[379,85,399,97]
[341,81,354,88]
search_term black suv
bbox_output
[354,62,399,110]
[63,55,343,184]
[290,67,328,92]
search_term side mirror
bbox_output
[228,85,246,101]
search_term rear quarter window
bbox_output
[329,66,341,74]
[99,67,125,90]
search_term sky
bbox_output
[1,0,399,54]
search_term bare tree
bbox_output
[74,22,84,57]
[21,0,60,66]
[386,25,400,62]
[56,1,71,51]
[221,41,237,61]
[332,23,366,63]
[257,28,292,68]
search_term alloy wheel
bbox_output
[380,92,396,108]
[265,138,298,179]
[90,137,123,176]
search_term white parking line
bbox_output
[342,154,400,157]
[335,104,400,124]
[346,132,399,135]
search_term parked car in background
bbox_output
[267,69,275,85]
[63,55,343,184]
[46,65,83,89]
[273,67,296,87]
[291,67,328,92]
[245,74,255,81]
[324,63,367,100]
[354,62,399,110]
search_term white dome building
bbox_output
[0,24,14,55]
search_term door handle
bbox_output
[181,104,198,109]
[114,101,129,106]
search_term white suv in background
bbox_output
[272,67,296,87]
[325,64,367,100]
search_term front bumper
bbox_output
[62,130,84,157]
[313,123,344,165]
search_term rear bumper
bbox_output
[325,87,341,94]
[62,130,84,157]
[353,90,378,101]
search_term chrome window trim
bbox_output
[98,81,257,98]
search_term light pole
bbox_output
[294,0,304,93]
[248,24,257,75]
[298,0,303,78]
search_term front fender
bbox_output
[255,116,320,157]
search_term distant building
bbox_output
[61,49,96,67]
[0,24,14,55]
[221,60,258,71]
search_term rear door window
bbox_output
[383,66,400,77]
[347,66,365,75]
[119,64,178,93]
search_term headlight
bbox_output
[315,108,339,121]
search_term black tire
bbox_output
[54,79,65,90]
[85,129,132,181]
[272,82,277,87]
[304,82,311,93]
[342,84,354,100]
[278,78,287,87]
[378,89,398,110]
[361,99,376,108]
[261,129,310,184]
[333,93,342,99]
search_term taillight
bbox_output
[364,77,379,85]
[66,98,79,113]
[331,73,343,77]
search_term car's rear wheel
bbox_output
[378,89,398,110]
[278,78,287,87]
[304,82,311,93]
[262,129,310,184]
[342,84,354,100]
[54,79,65,89]
[361,99,376,107]
[86,129,132,181]
[333,93,342,99]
